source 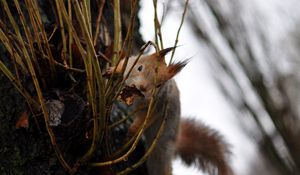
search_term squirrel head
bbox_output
[104,47,188,98]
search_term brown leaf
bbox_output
[118,86,144,105]
[16,111,29,129]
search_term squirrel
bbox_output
[105,47,234,175]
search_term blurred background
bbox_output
[140,0,300,174]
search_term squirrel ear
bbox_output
[156,60,188,86]
[165,60,189,79]
[151,47,175,62]
[158,47,175,57]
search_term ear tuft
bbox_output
[151,47,176,62]
[158,47,176,57]
[167,59,189,78]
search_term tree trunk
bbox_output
[0,0,146,174]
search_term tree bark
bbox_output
[0,1,146,174]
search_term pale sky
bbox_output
[139,0,300,174]
[139,0,254,174]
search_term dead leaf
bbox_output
[118,86,144,105]
[46,99,65,126]
[16,111,29,129]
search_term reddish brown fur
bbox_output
[149,47,188,86]
[158,47,175,57]
[176,118,233,175]
[127,103,159,136]
[167,60,189,80]
[103,48,234,175]
[103,47,187,92]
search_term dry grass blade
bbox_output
[24,0,43,55]
[2,0,71,171]
[57,1,87,64]
[0,59,38,107]
[55,1,68,66]
[80,0,92,36]
[31,0,56,61]
[68,0,73,67]
[24,0,56,76]
[0,0,190,173]
[72,0,103,162]
[121,0,138,55]
[61,0,99,163]
[58,0,106,164]
[13,0,45,86]
[56,3,100,151]
[91,83,159,167]
[0,27,27,73]
[103,0,139,98]
[108,106,147,158]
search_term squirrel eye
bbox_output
[137,65,143,72]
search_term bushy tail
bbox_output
[175,118,234,175]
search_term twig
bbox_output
[0,34,27,76]
[13,0,44,82]
[68,0,73,67]
[169,0,189,64]
[25,0,57,76]
[91,78,159,167]
[0,59,38,107]
[2,0,71,171]
[72,0,100,163]
[104,0,139,99]
[93,0,105,46]
[120,0,138,58]
[105,41,155,106]
[117,100,169,175]
[108,105,143,129]
[153,0,164,50]
[112,0,122,65]
[98,51,111,63]
[55,1,68,66]
[53,60,85,73]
